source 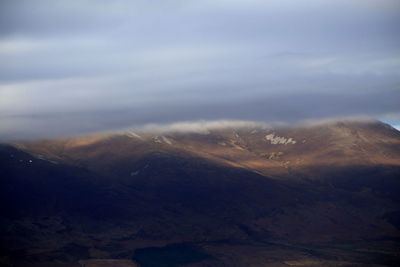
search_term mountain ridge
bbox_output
[13,119,400,180]
[1,119,400,266]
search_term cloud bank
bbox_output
[0,0,399,140]
[137,120,267,134]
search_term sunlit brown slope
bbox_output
[17,120,400,180]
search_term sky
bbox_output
[0,0,400,139]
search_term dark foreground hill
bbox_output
[1,120,400,266]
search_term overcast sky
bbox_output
[0,0,399,139]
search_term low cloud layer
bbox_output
[137,120,267,134]
[1,0,399,140]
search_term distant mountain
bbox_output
[16,119,400,178]
[1,120,400,266]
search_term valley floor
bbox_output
[3,238,400,266]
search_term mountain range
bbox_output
[1,119,400,266]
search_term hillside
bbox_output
[1,120,400,266]
[17,120,400,178]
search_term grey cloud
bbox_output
[1,88,398,140]
[0,0,399,140]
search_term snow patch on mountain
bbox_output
[126,131,143,139]
[265,133,296,145]
[153,135,172,145]
[161,136,172,145]
[153,136,162,143]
